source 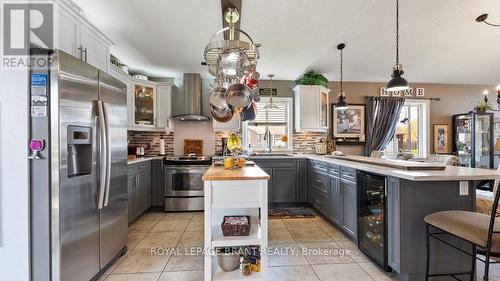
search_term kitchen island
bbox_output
[202,165,270,281]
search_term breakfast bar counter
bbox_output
[203,165,270,281]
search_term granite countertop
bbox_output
[128,153,500,181]
[305,154,500,182]
[127,156,165,165]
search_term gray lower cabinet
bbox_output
[296,159,308,202]
[340,178,357,238]
[308,161,358,241]
[151,159,164,207]
[127,173,136,222]
[273,167,297,203]
[329,177,341,225]
[253,160,300,204]
[127,161,151,223]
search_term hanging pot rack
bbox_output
[203,26,261,77]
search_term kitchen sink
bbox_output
[251,153,294,157]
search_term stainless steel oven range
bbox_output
[164,156,212,211]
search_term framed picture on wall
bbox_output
[433,124,450,153]
[332,104,366,140]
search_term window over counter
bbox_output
[242,97,293,151]
[385,99,430,158]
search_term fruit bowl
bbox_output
[223,157,247,169]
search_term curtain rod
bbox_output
[363,95,441,101]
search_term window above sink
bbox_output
[242,97,293,152]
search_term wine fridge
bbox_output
[357,171,391,272]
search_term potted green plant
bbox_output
[296,71,329,87]
[474,101,493,113]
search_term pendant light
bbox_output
[386,0,409,92]
[263,74,279,110]
[335,43,348,110]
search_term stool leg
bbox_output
[426,224,430,281]
[470,246,476,281]
[484,251,490,281]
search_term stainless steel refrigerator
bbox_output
[30,50,128,281]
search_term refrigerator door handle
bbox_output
[97,100,107,209]
[103,102,111,207]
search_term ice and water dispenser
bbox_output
[67,125,92,178]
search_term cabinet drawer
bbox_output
[341,167,356,183]
[210,180,263,207]
[312,173,329,193]
[328,164,340,178]
[312,161,328,174]
[311,188,328,215]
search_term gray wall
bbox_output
[265,80,496,155]
[172,76,496,155]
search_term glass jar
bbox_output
[241,259,252,276]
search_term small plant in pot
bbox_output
[296,71,329,87]
[474,101,493,113]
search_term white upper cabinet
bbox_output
[80,24,110,72]
[132,80,157,129]
[156,83,174,129]
[55,1,112,72]
[57,6,78,56]
[109,65,174,131]
[294,85,330,132]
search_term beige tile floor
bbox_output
[98,210,500,281]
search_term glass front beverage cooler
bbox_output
[357,171,390,272]
[452,112,494,169]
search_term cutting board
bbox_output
[184,139,203,156]
[327,155,447,170]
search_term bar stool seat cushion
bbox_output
[425,211,500,249]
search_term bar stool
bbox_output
[424,175,500,281]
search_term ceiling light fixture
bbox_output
[336,43,348,110]
[386,0,409,92]
[263,74,279,110]
[476,14,500,27]
[483,89,489,103]
[497,85,500,108]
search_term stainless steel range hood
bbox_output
[172,73,210,121]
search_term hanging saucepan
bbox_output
[240,100,257,122]
[210,103,233,123]
[209,63,230,110]
[209,85,227,111]
[226,82,253,108]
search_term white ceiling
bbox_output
[72,0,500,84]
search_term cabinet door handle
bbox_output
[78,45,83,60]
[83,47,88,62]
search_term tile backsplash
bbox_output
[127,131,174,155]
[170,121,216,156]
[293,132,328,153]
[128,126,328,156]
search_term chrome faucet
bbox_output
[263,128,272,153]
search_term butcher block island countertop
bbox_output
[202,165,270,181]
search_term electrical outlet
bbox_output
[459,181,469,196]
